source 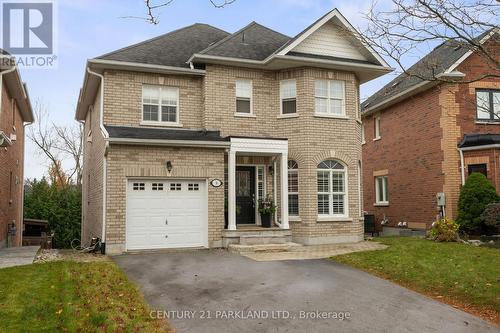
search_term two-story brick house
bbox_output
[362,30,499,229]
[76,9,391,254]
[0,51,34,248]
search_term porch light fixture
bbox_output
[166,161,173,173]
[268,165,274,176]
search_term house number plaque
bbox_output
[210,179,223,188]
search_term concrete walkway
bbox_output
[241,241,387,261]
[0,246,40,269]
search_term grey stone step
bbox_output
[228,242,303,254]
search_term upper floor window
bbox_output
[280,80,297,115]
[288,160,299,216]
[142,85,179,124]
[317,160,347,217]
[374,116,381,139]
[235,79,252,114]
[476,89,500,122]
[314,80,345,117]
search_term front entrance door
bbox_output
[236,166,256,224]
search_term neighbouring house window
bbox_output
[288,160,299,216]
[317,160,347,217]
[142,85,179,123]
[257,166,265,202]
[314,80,345,116]
[468,164,487,177]
[235,79,252,114]
[476,89,500,121]
[280,79,297,115]
[374,116,381,139]
[375,176,389,204]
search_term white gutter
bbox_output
[0,65,17,116]
[86,68,108,139]
[107,137,230,148]
[88,58,206,76]
[459,144,500,151]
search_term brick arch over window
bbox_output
[313,150,354,167]
[287,150,306,167]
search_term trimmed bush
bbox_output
[481,202,500,230]
[429,218,459,242]
[457,173,499,234]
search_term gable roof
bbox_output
[198,22,291,61]
[97,23,229,68]
[362,29,498,114]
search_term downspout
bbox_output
[86,68,108,246]
[77,119,85,242]
[458,148,465,186]
[0,66,17,116]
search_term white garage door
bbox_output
[126,180,207,250]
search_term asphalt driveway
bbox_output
[114,250,497,333]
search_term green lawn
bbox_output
[334,237,500,323]
[0,260,172,333]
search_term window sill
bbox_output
[373,137,381,141]
[289,216,302,222]
[317,216,353,223]
[475,120,500,125]
[140,121,183,128]
[234,113,256,118]
[277,114,299,119]
[374,202,389,207]
[314,114,349,120]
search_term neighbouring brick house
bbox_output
[362,30,499,230]
[0,51,34,248]
[76,9,392,254]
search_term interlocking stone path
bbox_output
[241,241,387,261]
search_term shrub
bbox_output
[429,218,459,242]
[456,173,499,234]
[481,202,500,229]
[24,178,81,248]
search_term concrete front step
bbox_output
[228,242,303,254]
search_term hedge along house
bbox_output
[362,29,499,230]
[75,9,392,254]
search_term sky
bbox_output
[20,0,400,180]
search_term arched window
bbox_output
[288,160,299,216]
[317,160,347,217]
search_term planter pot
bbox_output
[260,213,272,228]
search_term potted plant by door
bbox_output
[258,195,277,228]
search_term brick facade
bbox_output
[362,46,500,229]
[0,78,26,248]
[83,64,364,253]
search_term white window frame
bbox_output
[141,85,181,127]
[314,79,346,118]
[288,160,299,217]
[280,79,297,117]
[374,115,381,140]
[317,160,348,218]
[235,79,254,117]
[375,175,389,205]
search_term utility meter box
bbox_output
[436,192,446,206]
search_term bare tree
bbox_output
[28,101,83,186]
[123,0,236,24]
[358,0,499,83]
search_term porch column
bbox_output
[280,152,289,229]
[228,150,237,231]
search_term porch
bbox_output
[224,137,290,245]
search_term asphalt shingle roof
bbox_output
[199,22,291,61]
[97,24,230,68]
[105,125,227,142]
[362,30,496,111]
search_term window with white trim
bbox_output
[280,80,297,115]
[476,89,500,121]
[374,116,381,139]
[314,80,345,116]
[133,182,145,191]
[288,160,299,216]
[170,183,182,191]
[375,176,389,204]
[317,160,346,217]
[361,123,365,144]
[152,183,164,191]
[188,183,200,191]
[142,85,179,124]
[235,79,252,114]
[257,166,265,202]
